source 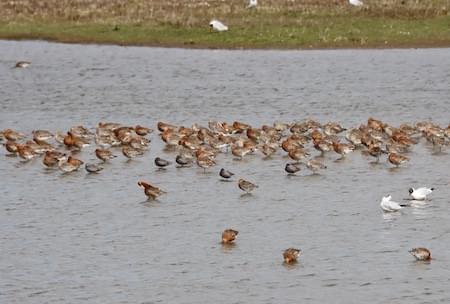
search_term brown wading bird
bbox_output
[179,137,200,151]
[58,156,84,173]
[281,135,305,153]
[15,61,31,68]
[134,125,152,136]
[367,143,386,162]
[261,143,277,158]
[231,145,253,159]
[42,151,66,168]
[114,127,134,145]
[63,131,90,150]
[323,122,346,136]
[313,139,332,154]
[388,152,409,167]
[232,121,251,133]
[4,141,19,154]
[309,129,323,142]
[332,141,355,158]
[160,129,181,146]
[345,128,363,146]
[122,145,144,159]
[30,138,53,154]
[287,147,310,162]
[367,117,385,132]
[95,148,117,162]
[157,121,177,132]
[238,179,258,193]
[32,130,53,141]
[409,248,431,261]
[16,144,36,160]
[3,129,25,141]
[283,248,301,264]
[137,181,166,200]
[305,159,327,173]
[196,153,216,171]
[222,229,239,244]
[54,132,66,145]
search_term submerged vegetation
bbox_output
[0,0,449,48]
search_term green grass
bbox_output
[1,0,450,49]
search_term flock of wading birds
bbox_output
[2,117,449,263]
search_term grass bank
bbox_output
[1,0,449,49]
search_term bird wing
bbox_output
[387,200,403,211]
[219,23,228,31]
[381,198,402,212]
[416,187,432,196]
[380,201,392,212]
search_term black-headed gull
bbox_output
[380,195,406,212]
[247,0,257,9]
[409,187,434,200]
[349,0,363,6]
[209,20,228,32]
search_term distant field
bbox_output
[0,0,449,48]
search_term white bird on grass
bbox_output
[247,0,257,9]
[349,0,363,6]
[380,195,407,212]
[209,20,229,32]
[409,187,434,201]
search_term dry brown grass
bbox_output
[1,0,449,27]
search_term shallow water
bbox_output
[1,41,450,303]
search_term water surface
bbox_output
[1,41,449,303]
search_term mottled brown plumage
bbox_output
[238,179,258,193]
[409,248,431,261]
[283,248,301,264]
[222,229,239,244]
[138,181,166,200]
[388,152,409,167]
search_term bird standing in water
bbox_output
[388,152,409,167]
[238,179,258,194]
[222,229,239,244]
[283,248,301,264]
[408,187,434,200]
[155,157,171,169]
[138,181,166,200]
[409,248,431,261]
[14,61,31,68]
[285,163,301,175]
[220,168,235,179]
